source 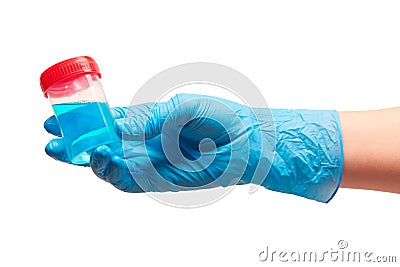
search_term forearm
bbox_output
[339,108,400,193]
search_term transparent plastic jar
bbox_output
[40,56,120,165]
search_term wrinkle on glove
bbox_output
[263,109,344,203]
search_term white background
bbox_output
[1,1,400,266]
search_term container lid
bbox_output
[40,56,101,97]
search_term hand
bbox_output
[45,94,272,193]
[44,94,344,202]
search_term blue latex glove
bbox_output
[44,94,343,202]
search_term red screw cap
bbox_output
[40,56,101,97]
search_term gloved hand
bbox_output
[44,94,343,202]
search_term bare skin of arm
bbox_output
[339,108,400,193]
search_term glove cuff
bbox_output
[262,109,344,203]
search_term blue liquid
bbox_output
[53,102,121,165]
